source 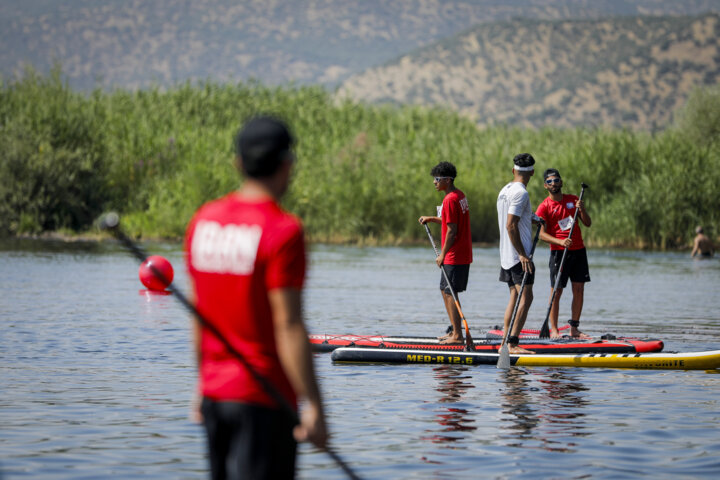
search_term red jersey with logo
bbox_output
[440,189,473,265]
[535,194,585,251]
[185,193,306,408]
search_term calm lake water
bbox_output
[1,238,719,479]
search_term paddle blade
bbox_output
[497,343,511,369]
[464,328,476,352]
[539,323,550,339]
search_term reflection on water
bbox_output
[501,368,591,452]
[424,365,477,444]
[499,368,540,441]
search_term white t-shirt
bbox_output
[497,181,533,269]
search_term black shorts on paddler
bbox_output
[499,261,535,286]
[201,398,297,480]
[549,247,591,288]
[439,264,470,294]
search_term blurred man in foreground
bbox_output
[185,116,327,479]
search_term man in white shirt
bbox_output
[496,153,542,354]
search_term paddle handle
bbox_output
[538,183,588,338]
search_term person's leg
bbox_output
[508,284,535,354]
[201,398,231,480]
[440,290,463,344]
[569,282,590,338]
[548,250,569,338]
[506,263,535,354]
[549,287,563,338]
[223,403,297,480]
[570,282,584,322]
[503,284,518,336]
[512,284,534,336]
[437,269,453,340]
[567,249,591,338]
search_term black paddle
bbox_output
[99,212,361,480]
[538,183,589,339]
[422,223,476,352]
[497,222,542,369]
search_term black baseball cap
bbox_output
[235,116,294,177]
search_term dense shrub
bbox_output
[1,69,718,247]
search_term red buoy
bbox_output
[139,255,174,291]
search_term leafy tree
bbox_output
[675,83,720,148]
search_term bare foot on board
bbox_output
[570,328,592,340]
[509,345,535,354]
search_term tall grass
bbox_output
[1,68,718,248]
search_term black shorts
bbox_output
[201,398,297,480]
[499,262,535,286]
[439,264,470,294]
[549,248,591,289]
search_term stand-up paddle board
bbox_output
[330,347,720,371]
[310,333,663,354]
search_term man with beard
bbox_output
[535,168,592,339]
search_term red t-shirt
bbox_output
[535,194,585,251]
[440,189,473,265]
[185,193,306,408]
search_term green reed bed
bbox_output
[1,69,718,248]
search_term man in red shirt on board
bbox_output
[185,116,327,479]
[419,161,473,345]
[535,168,592,339]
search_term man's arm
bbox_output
[507,214,533,273]
[419,216,441,225]
[539,224,572,248]
[577,199,592,227]
[691,236,700,257]
[268,288,327,448]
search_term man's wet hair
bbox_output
[430,161,457,178]
[235,115,294,178]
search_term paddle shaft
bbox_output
[502,223,542,347]
[102,216,361,480]
[423,223,475,351]
[538,183,588,338]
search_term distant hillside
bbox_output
[337,13,720,130]
[1,0,718,91]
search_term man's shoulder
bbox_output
[446,188,466,201]
[508,182,528,199]
[538,196,554,207]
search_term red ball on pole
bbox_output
[139,255,174,291]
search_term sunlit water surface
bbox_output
[1,239,719,479]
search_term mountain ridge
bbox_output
[337,13,720,129]
[2,0,717,90]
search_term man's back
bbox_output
[186,192,305,407]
